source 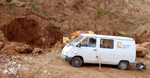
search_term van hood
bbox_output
[62,44,73,55]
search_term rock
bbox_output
[3,70,9,74]
[59,73,62,76]
[8,68,17,75]
[31,48,43,56]
[1,42,32,55]
[0,30,7,42]
[8,60,16,66]
[15,44,33,53]
[48,72,51,75]
[0,41,5,50]
[41,37,46,43]
[18,64,21,68]
[1,42,19,55]
[136,44,150,57]
[44,70,48,73]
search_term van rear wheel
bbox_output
[71,57,82,67]
[118,61,128,70]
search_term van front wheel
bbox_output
[71,57,82,67]
[118,61,128,70]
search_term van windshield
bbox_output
[72,35,84,43]
[70,35,84,46]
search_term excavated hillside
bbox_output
[0,0,150,48]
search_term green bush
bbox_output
[97,6,104,16]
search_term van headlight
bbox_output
[64,54,67,56]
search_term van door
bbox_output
[96,38,115,64]
[77,37,97,63]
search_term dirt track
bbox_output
[1,50,150,78]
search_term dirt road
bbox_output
[0,50,150,78]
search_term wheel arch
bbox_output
[118,60,129,65]
[72,56,84,63]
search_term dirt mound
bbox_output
[136,44,149,57]
[1,17,64,48]
[1,18,40,48]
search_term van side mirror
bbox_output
[76,43,81,48]
[78,43,81,48]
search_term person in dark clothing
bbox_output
[88,38,95,47]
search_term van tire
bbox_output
[118,61,128,70]
[71,57,82,67]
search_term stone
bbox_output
[32,48,43,56]
[8,68,17,75]
[15,44,33,53]
[1,42,32,55]
[0,41,5,50]
[3,70,9,74]
[136,44,149,57]
[0,30,7,41]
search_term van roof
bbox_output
[80,34,134,41]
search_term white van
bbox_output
[61,34,136,70]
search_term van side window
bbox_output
[100,39,113,49]
[80,37,96,47]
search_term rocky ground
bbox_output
[0,41,150,78]
[0,47,150,78]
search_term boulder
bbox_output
[32,48,42,54]
[15,45,32,53]
[136,44,150,57]
[31,48,43,56]
[1,42,32,55]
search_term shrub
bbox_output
[97,6,104,16]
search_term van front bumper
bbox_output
[61,53,72,62]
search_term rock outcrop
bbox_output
[136,44,149,57]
